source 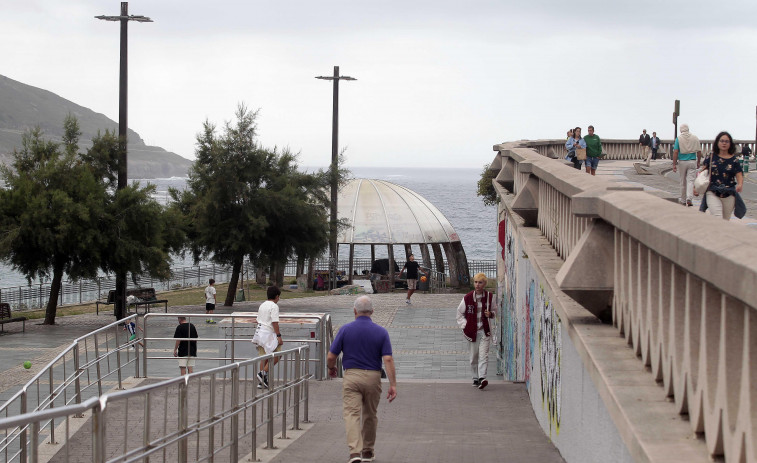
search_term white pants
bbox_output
[678,160,697,203]
[705,192,736,220]
[643,146,651,165]
[469,329,490,380]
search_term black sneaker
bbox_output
[472,379,480,387]
[478,378,488,390]
[361,449,375,461]
[257,371,268,389]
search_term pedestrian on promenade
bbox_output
[327,296,397,463]
[584,125,603,176]
[400,254,425,305]
[252,285,283,389]
[565,127,586,170]
[742,143,752,160]
[456,273,495,390]
[566,129,573,140]
[205,279,217,324]
[699,131,745,220]
[639,129,651,166]
[173,316,198,375]
[672,124,702,207]
[650,132,661,160]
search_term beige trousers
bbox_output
[643,146,652,165]
[343,369,382,455]
[705,192,736,220]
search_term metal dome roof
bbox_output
[337,178,461,245]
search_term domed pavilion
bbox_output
[335,178,470,288]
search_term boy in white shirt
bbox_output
[205,279,217,324]
[252,286,283,388]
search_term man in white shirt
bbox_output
[253,286,283,388]
[204,279,217,324]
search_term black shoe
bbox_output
[361,449,375,461]
[257,371,268,389]
[472,379,480,387]
[478,378,488,390]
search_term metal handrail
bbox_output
[0,346,311,463]
[141,312,334,380]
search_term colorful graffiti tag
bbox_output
[497,208,562,436]
[539,297,561,435]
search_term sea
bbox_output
[0,166,496,288]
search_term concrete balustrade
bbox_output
[521,138,755,161]
[490,141,756,463]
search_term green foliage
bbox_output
[170,103,331,299]
[0,115,177,324]
[476,163,498,207]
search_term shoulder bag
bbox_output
[693,155,712,196]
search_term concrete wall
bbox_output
[497,201,632,463]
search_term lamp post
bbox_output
[96,2,152,320]
[315,66,356,290]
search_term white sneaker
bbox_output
[405,299,411,305]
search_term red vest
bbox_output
[462,290,493,342]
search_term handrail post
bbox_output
[178,381,188,462]
[92,402,105,463]
[19,390,27,463]
[304,347,310,423]
[230,366,240,462]
[73,344,82,406]
[115,324,123,390]
[266,356,275,449]
[142,317,149,378]
[94,333,103,396]
[48,368,55,444]
[281,352,288,439]
[230,316,235,364]
[294,349,301,430]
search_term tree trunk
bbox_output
[224,258,243,307]
[255,267,266,284]
[272,260,285,287]
[44,266,64,325]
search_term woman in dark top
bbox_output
[699,131,744,220]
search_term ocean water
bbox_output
[0,167,495,288]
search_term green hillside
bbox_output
[0,74,192,178]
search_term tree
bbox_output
[171,104,331,304]
[477,163,498,206]
[0,116,180,324]
[0,117,105,324]
[253,146,330,287]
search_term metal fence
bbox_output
[0,259,496,311]
[0,346,311,463]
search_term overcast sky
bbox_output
[3,0,757,168]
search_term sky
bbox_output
[3,0,757,168]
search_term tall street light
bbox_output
[315,66,356,290]
[96,2,152,320]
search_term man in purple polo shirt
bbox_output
[327,296,397,463]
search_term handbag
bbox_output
[693,155,712,196]
[576,148,587,161]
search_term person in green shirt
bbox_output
[583,125,603,176]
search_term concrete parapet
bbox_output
[491,143,757,462]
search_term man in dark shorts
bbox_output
[400,254,425,305]
[173,316,198,375]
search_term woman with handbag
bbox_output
[698,131,745,220]
[565,126,586,170]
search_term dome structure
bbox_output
[337,179,460,245]
[334,178,470,288]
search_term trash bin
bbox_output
[742,154,750,173]
[235,289,245,302]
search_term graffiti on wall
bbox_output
[497,207,562,435]
[539,296,561,435]
[498,213,521,381]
